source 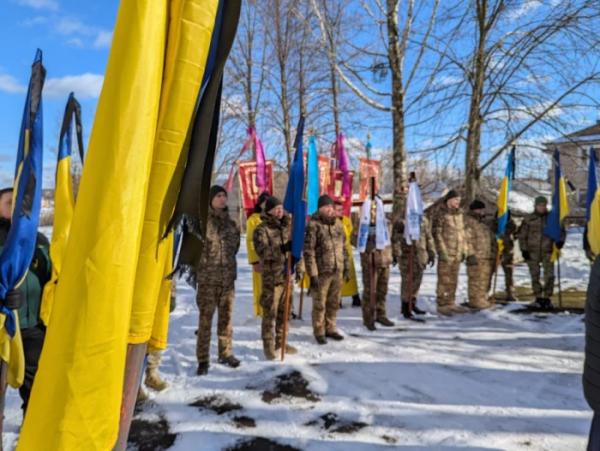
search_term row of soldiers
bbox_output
[193,185,564,375]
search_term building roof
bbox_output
[544,121,600,148]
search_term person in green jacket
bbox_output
[0,187,51,412]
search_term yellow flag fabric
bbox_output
[148,233,174,350]
[129,0,218,345]
[589,189,600,256]
[246,213,263,316]
[0,312,24,388]
[40,155,73,326]
[341,216,358,297]
[18,2,170,449]
[551,177,570,262]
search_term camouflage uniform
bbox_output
[501,218,517,298]
[518,212,564,298]
[432,204,467,309]
[253,213,290,356]
[196,208,240,364]
[392,216,435,302]
[304,212,348,337]
[464,212,497,308]
[358,224,393,326]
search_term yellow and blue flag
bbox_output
[306,135,320,215]
[586,147,599,256]
[40,92,84,326]
[544,149,569,261]
[496,146,515,255]
[283,116,305,271]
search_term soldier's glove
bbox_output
[521,250,531,261]
[556,241,565,250]
[1,288,23,310]
[466,255,478,267]
[280,241,292,254]
[438,252,449,263]
[427,251,436,267]
[310,276,320,291]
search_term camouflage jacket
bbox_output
[518,212,565,261]
[392,216,435,268]
[197,207,240,287]
[432,204,467,261]
[464,212,497,261]
[501,217,517,255]
[253,213,290,285]
[304,212,349,277]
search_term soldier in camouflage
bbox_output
[304,195,349,344]
[253,196,297,360]
[432,190,469,316]
[464,200,497,310]
[501,212,518,301]
[196,186,241,375]
[357,199,395,330]
[392,215,435,319]
[518,196,565,309]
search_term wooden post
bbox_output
[113,343,147,451]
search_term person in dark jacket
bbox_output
[584,255,600,450]
[0,187,51,412]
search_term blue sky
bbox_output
[0,0,119,187]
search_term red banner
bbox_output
[238,160,274,217]
[329,170,354,216]
[358,158,381,201]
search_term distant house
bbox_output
[544,121,600,213]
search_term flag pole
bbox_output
[113,342,147,451]
[557,253,563,309]
[369,177,376,328]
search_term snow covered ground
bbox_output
[1,229,594,450]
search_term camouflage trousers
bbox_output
[467,259,493,308]
[502,252,514,297]
[196,283,235,364]
[436,259,460,307]
[146,350,162,373]
[527,259,555,298]
[400,257,425,301]
[260,280,287,353]
[311,272,342,337]
[360,254,389,324]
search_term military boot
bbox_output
[264,342,277,360]
[352,295,361,307]
[377,317,395,327]
[276,344,298,355]
[437,305,454,316]
[219,355,241,368]
[411,298,426,315]
[145,368,168,392]
[197,362,209,376]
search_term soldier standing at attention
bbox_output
[464,200,497,310]
[253,196,297,359]
[304,195,349,344]
[432,190,469,316]
[518,196,565,309]
[196,185,241,375]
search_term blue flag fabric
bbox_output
[544,149,569,254]
[0,50,45,336]
[283,117,306,271]
[496,146,515,240]
[587,148,598,222]
[306,135,319,215]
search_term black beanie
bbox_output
[445,189,460,201]
[253,191,270,213]
[265,196,282,213]
[209,185,227,205]
[469,199,486,210]
[318,194,334,209]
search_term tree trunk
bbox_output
[386,0,408,215]
[464,2,487,204]
[274,0,292,170]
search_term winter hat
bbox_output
[445,189,460,201]
[318,194,334,209]
[535,196,548,206]
[469,199,486,210]
[209,185,227,205]
[265,196,282,213]
[253,191,270,213]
